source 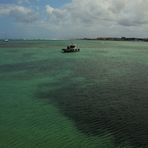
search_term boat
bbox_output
[4,39,8,42]
[62,44,80,53]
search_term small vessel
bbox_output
[4,39,8,42]
[62,44,80,53]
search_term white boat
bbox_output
[4,39,8,42]
[62,44,80,52]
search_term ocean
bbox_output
[0,40,148,148]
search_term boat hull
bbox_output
[62,48,80,53]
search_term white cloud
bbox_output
[43,0,148,38]
[46,5,54,15]
[116,0,148,26]
[0,4,38,23]
[1,0,148,39]
[45,0,148,26]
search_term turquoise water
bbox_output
[0,40,148,148]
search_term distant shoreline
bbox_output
[0,37,148,42]
[81,37,148,42]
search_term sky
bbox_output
[0,0,148,39]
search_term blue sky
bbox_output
[0,0,72,39]
[0,0,148,39]
[0,0,71,7]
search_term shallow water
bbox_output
[0,40,148,148]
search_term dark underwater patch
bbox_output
[36,58,148,148]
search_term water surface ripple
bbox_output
[1,40,148,148]
[37,42,148,148]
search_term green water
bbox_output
[0,40,148,148]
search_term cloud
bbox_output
[42,0,148,38]
[1,0,148,39]
[116,0,148,26]
[0,4,38,23]
[46,0,148,26]
[46,5,54,15]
